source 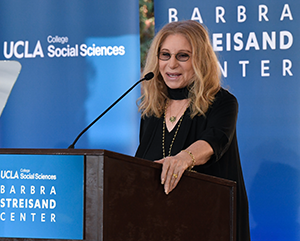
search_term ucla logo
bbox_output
[0,170,19,179]
[3,40,44,59]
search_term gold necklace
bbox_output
[168,101,188,123]
[162,100,188,158]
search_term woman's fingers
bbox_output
[161,157,186,194]
[163,159,175,194]
[155,155,190,194]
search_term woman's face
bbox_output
[158,34,194,89]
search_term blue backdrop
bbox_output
[1,0,300,240]
[0,0,141,155]
[155,0,300,240]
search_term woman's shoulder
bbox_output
[214,87,238,104]
[206,87,239,114]
[216,87,237,100]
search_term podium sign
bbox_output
[0,154,84,240]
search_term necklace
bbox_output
[169,116,176,123]
[168,99,189,123]
[162,100,188,158]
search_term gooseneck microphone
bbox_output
[68,72,154,149]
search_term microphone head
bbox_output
[144,72,154,81]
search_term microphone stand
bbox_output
[68,72,154,149]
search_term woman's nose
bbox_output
[168,55,179,68]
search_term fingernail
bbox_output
[161,178,164,184]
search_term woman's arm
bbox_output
[155,140,213,194]
[156,90,238,194]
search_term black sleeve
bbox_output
[199,89,238,163]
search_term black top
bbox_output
[135,88,251,241]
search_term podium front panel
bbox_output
[102,152,236,241]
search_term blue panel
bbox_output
[0,0,140,156]
[0,155,84,239]
[155,1,300,240]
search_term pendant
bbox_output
[169,116,176,123]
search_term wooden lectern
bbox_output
[0,149,236,241]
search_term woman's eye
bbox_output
[178,53,189,58]
[162,52,170,57]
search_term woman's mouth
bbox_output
[167,73,181,78]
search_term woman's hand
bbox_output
[155,151,191,194]
[154,141,213,194]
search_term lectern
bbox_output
[0,149,236,241]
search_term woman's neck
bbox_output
[167,86,189,100]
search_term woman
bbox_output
[135,20,250,241]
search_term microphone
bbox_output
[68,72,154,149]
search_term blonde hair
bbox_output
[139,20,221,118]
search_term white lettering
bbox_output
[3,42,13,59]
[261,60,270,77]
[19,199,24,208]
[12,198,18,208]
[237,5,246,23]
[24,41,33,58]
[234,32,243,51]
[280,31,293,49]
[40,186,45,195]
[31,186,35,195]
[213,31,293,52]
[219,61,227,78]
[20,213,26,221]
[50,186,56,195]
[3,41,44,59]
[1,185,5,194]
[33,41,44,58]
[51,213,56,222]
[226,33,231,51]
[239,60,249,77]
[262,32,276,50]
[50,199,56,209]
[283,59,293,76]
[216,6,225,23]
[21,185,25,194]
[245,32,260,51]
[9,185,16,194]
[259,5,269,22]
[47,35,69,44]
[34,199,41,209]
[169,8,178,22]
[14,41,24,59]
[0,198,5,208]
[213,33,223,51]
[191,7,203,23]
[41,213,46,222]
[280,4,293,21]
[10,212,15,221]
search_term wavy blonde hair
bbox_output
[139,20,221,118]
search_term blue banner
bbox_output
[155,1,300,240]
[0,0,141,155]
[0,154,84,239]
